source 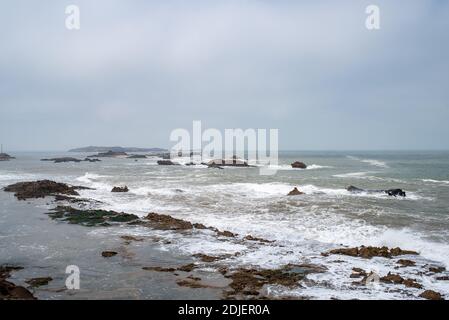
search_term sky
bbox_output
[1,0,448,151]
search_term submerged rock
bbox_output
[3,180,90,200]
[327,246,418,259]
[287,187,304,196]
[145,212,195,230]
[101,251,118,258]
[46,206,139,227]
[25,277,53,288]
[207,158,249,167]
[127,154,147,159]
[111,186,129,193]
[291,161,307,169]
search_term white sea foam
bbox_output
[347,156,388,168]
[421,179,449,185]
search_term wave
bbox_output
[347,156,388,168]
[421,179,449,185]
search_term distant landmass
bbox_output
[68,146,167,153]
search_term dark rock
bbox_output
[0,265,36,300]
[419,290,444,300]
[157,160,179,165]
[120,235,143,242]
[101,251,118,258]
[145,212,194,230]
[177,263,197,272]
[46,206,139,227]
[193,253,226,262]
[142,266,176,272]
[41,157,82,163]
[291,161,307,169]
[244,235,274,243]
[429,266,446,273]
[4,180,89,200]
[327,246,418,259]
[380,272,422,288]
[25,277,53,287]
[397,259,416,267]
[111,186,129,193]
[346,185,406,197]
[84,158,101,162]
[287,187,304,196]
[436,276,449,281]
[216,230,237,238]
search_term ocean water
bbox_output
[1,151,449,299]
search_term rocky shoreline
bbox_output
[1,180,447,300]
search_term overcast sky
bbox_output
[1,0,448,151]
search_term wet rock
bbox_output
[327,246,418,259]
[157,160,179,165]
[216,230,237,238]
[177,263,197,272]
[84,158,101,162]
[41,157,82,163]
[0,265,36,300]
[142,266,176,272]
[47,206,139,227]
[4,180,90,200]
[287,187,304,196]
[397,259,416,267]
[429,266,446,273]
[224,264,313,298]
[346,186,406,197]
[145,212,194,230]
[291,161,307,169]
[350,268,367,278]
[193,253,226,262]
[436,276,449,281]
[25,277,53,287]
[419,290,444,300]
[87,151,128,158]
[111,186,129,193]
[101,251,118,258]
[380,272,422,289]
[244,235,274,243]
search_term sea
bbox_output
[1,150,448,299]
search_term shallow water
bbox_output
[1,151,449,299]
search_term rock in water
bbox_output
[287,187,304,196]
[41,157,82,163]
[346,185,406,197]
[101,251,118,258]
[419,290,444,300]
[111,186,129,193]
[157,160,179,165]
[291,161,307,169]
[3,180,89,200]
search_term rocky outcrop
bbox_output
[287,187,304,196]
[41,157,82,163]
[0,266,36,300]
[84,158,101,162]
[325,246,418,259]
[291,161,307,169]
[346,186,406,197]
[157,160,179,165]
[0,153,15,161]
[111,186,129,193]
[46,206,139,227]
[3,180,90,200]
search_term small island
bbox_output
[0,153,15,161]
